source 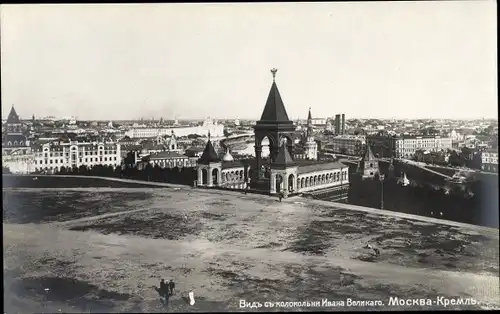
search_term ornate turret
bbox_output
[167,130,178,151]
[358,145,379,179]
[253,69,296,179]
[196,131,222,187]
[2,105,28,151]
[305,107,318,160]
[198,132,220,164]
[306,107,314,138]
[6,105,21,125]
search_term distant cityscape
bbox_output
[2,105,498,176]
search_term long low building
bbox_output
[32,140,122,173]
[367,134,453,159]
[124,119,224,138]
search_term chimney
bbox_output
[341,114,345,135]
[335,114,341,135]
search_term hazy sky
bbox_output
[1,2,497,121]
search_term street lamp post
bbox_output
[379,173,385,209]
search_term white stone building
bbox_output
[394,135,452,158]
[124,118,224,138]
[32,141,122,173]
[481,148,498,173]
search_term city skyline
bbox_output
[1,2,497,121]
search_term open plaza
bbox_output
[3,178,499,312]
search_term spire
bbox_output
[273,144,294,166]
[362,145,376,162]
[308,107,312,121]
[198,137,220,164]
[6,105,21,124]
[258,69,291,122]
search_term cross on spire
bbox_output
[271,68,278,82]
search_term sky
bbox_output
[1,2,497,121]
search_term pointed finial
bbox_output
[271,68,278,82]
[208,131,211,141]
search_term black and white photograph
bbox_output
[2,2,499,312]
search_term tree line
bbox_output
[412,147,482,169]
[49,163,197,186]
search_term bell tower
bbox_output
[253,69,296,180]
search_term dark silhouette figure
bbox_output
[159,279,169,303]
[168,279,175,295]
[278,192,283,202]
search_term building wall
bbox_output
[149,156,198,168]
[482,151,498,165]
[395,136,452,158]
[2,154,35,174]
[367,135,452,159]
[481,151,498,173]
[297,168,349,193]
[326,135,365,156]
[305,138,318,160]
[221,167,247,189]
[33,141,122,173]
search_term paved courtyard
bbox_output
[3,186,499,312]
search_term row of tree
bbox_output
[412,147,482,169]
[46,163,197,186]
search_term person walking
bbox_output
[168,279,175,296]
[159,279,168,303]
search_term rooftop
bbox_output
[296,160,346,174]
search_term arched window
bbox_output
[7,141,12,146]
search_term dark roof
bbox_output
[186,146,204,152]
[273,144,295,167]
[297,161,346,174]
[3,134,27,145]
[259,82,290,123]
[198,140,220,164]
[6,106,21,124]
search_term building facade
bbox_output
[149,151,198,169]
[32,141,122,173]
[325,135,366,156]
[367,134,452,159]
[394,135,452,158]
[481,149,498,173]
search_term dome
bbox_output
[222,149,234,162]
